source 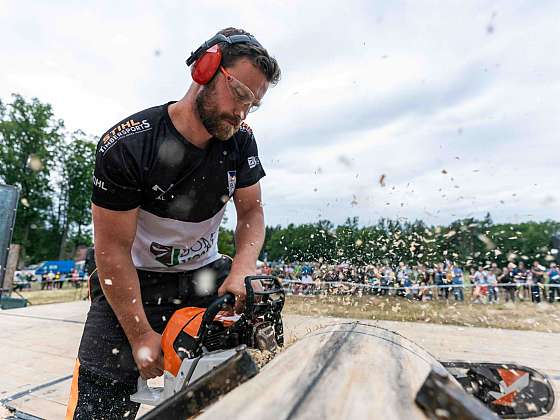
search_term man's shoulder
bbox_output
[97,104,165,155]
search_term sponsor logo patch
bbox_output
[152,184,169,201]
[99,119,152,155]
[150,232,217,267]
[247,156,259,169]
[227,170,237,196]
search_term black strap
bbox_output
[186,33,262,66]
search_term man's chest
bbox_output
[143,147,238,223]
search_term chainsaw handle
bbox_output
[200,292,235,335]
[244,275,284,316]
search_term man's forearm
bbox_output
[97,253,152,343]
[232,208,265,273]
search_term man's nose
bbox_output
[233,105,248,121]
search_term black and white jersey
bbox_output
[91,102,265,272]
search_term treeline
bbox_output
[0,94,95,263]
[254,215,560,268]
[3,94,559,269]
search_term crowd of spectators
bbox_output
[263,260,560,304]
[13,269,87,291]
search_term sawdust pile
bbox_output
[247,349,276,369]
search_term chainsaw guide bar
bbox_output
[138,348,258,419]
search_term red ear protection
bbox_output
[187,33,262,84]
[191,44,222,85]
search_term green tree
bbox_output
[218,227,235,257]
[217,213,235,257]
[0,94,64,261]
[56,133,96,258]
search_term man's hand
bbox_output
[218,271,254,313]
[130,329,164,379]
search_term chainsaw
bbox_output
[130,275,285,407]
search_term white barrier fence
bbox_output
[281,279,560,290]
[280,279,560,301]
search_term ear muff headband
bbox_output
[186,33,262,85]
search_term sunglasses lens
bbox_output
[230,79,255,104]
[221,67,259,111]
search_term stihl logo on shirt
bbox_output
[99,119,152,155]
[92,175,108,191]
[247,156,260,169]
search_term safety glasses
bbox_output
[220,66,260,113]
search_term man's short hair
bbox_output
[218,27,281,85]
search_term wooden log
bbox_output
[199,321,447,419]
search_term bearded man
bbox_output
[66,27,280,419]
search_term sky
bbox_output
[1,0,559,229]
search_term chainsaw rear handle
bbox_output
[244,275,283,292]
[244,275,284,317]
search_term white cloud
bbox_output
[2,0,559,229]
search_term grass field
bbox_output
[10,284,560,333]
[283,294,560,333]
[14,282,88,305]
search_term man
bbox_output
[471,266,484,304]
[547,262,560,303]
[501,263,516,303]
[434,263,445,299]
[66,27,280,419]
[530,261,544,303]
[451,264,464,301]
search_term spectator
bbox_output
[451,264,464,301]
[419,281,432,301]
[40,272,48,290]
[487,267,498,303]
[54,271,63,289]
[547,262,560,303]
[262,263,272,276]
[70,269,80,288]
[396,262,408,297]
[434,264,446,299]
[530,261,544,303]
[47,271,55,290]
[403,274,413,299]
[515,261,528,300]
[471,266,484,304]
[501,264,516,302]
[380,266,392,296]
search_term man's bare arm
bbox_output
[218,182,265,305]
[92,203,163,378]
[232,182,265,275]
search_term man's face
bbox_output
[196,58,269,141]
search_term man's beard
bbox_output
[195,83,240,141]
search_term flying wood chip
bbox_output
[379,174,386,187]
